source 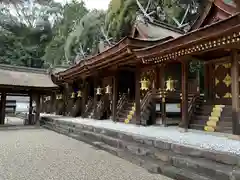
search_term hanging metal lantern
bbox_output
[58,94,63,100]
[77,90,82,97]
[140,78,149,91]
[105,85,112,94]
[71,92,75,98]
[96,87,102,95]
[45,96,51,101]
[166,77,176,92]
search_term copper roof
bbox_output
[133,17,183,39]
[134,13,240,64]
[0,64,57,88]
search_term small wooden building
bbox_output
[0,64,58,125]
[50,0,240,135]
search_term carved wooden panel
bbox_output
[214,63,232,101]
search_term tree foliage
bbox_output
[43,0,88,66]
[0,0,61,68]
[64,10,106,63]
[0,0,205,68]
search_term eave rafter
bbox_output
[55,37,168,82]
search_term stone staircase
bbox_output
[41,117,240,180]
[190,104,232,133]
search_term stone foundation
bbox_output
[40,117,240,180]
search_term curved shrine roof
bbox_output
[55,37,173,81]
[0,64,57,89]
[134,13,240,64]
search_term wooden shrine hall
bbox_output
[48,1,240,135]
[0,64,58,125]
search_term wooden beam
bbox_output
[231,49,240,135]
[180,61,189,130]
[135,65,141,125]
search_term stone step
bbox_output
[171,155,234,180]
[93,140,214,180]
[194,111,211,116]
[41,117,240,167]
[191,119,232,126]
[118,110,131,117]
[162,166,212,180]
[189,124,204,130]
[74,127,237,179]
[46,123,223,180]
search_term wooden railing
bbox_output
[141,90,153,111]
[56,100,65,115]
[93,96,105,119]
[83,97,93,118]
[139,90,155,125]
[71,98,82,117]
[116,93,127,117]
[188,93,200,125]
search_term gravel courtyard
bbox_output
[0,128,172,180]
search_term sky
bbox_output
[83,0,111,10]
[55,0,111,10]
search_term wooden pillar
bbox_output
[93,77,98,108]
[209,64,215,103]
[50,93,55,113]
[160,65,166,126]
[135,65,141,125]
[82,80,89,117]
[112,74,118,122]
[0,92,6,125]
[28,93,33,125]
[34,94,40,125]
[204,63,209,101]
[180,61,189,129]
[62,83,69,116]
[231,50,240,135]
[155,66,160,90]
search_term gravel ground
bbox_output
[41,114,240,156]
[0,128,172,180]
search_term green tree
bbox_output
[64,10,106,63]
[43,0,88,66]
[0,0,60,68]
